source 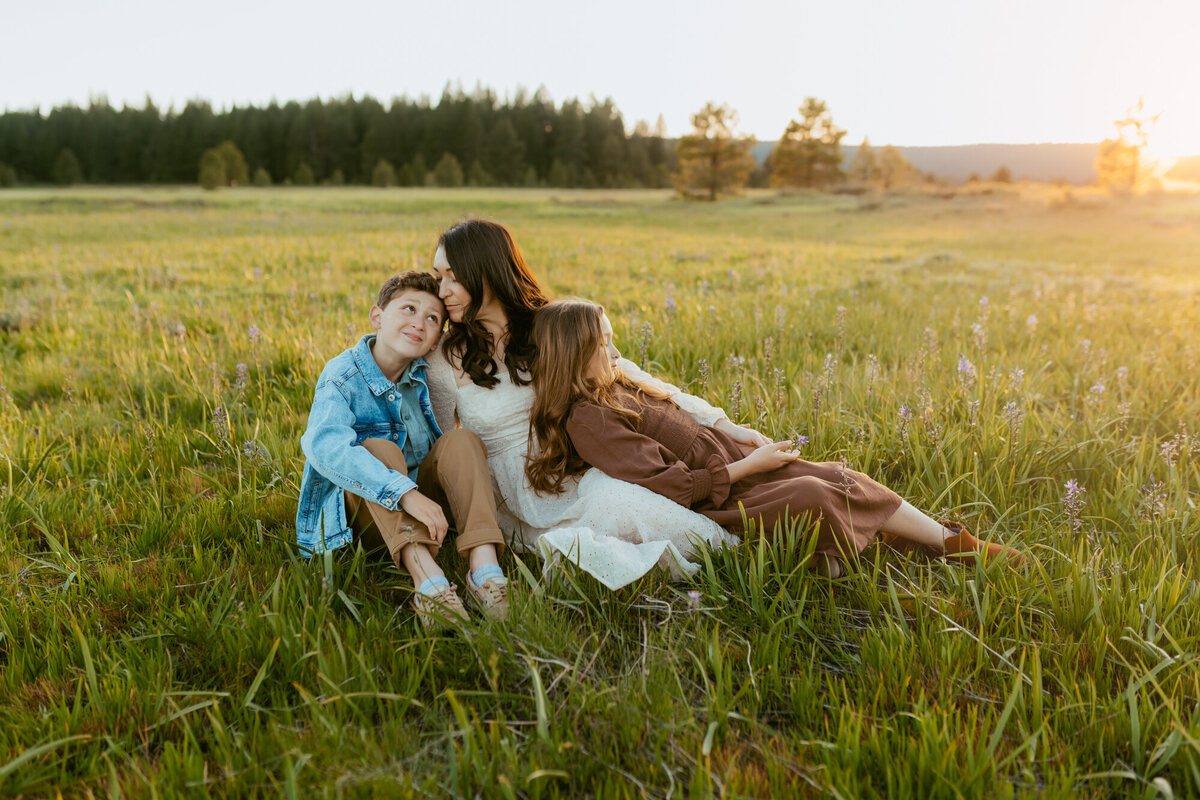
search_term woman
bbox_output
[525,300,1024,576]
[423,219,758,589]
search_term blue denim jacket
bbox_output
[296,335,443,556]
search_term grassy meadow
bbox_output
[2,185,1200,798]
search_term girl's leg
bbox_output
[880,500,1023,563]
[879,500,950,550]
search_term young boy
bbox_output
[296,271,509,625]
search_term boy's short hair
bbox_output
[377,271,441,310]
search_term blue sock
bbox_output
[417,575,451,597]
[472,563,505,586]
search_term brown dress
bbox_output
[566,388,903,558]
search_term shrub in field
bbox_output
[252,166,272,187]
[433,152,464,187]
[409,153,428,186]
[217,140,248,186]
[548,157,570,187]
[198,149,225,190]
[326,168,345,186]
[292,162,315,186]
[0,161,16,187]
[371,159,396,188]
[53,148,83,185]
[466,160,492,187]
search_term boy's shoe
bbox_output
[412,584,470,630]
[465,572,509,621]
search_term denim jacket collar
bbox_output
[352,335,429,396]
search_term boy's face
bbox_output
[369,289,445,361]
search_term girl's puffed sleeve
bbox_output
[618,358,728,427]
[424,346,458,432]
[566,402,730,509]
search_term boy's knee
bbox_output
[361,437,408,471]
[438,428,489,460]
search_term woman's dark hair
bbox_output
[439,219,549,388]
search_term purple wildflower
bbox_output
[696,359,711,394]
[636,321,654,368]
[234,363,250,396]
[957,354,976,388]
[1140,477,1167,520]
[1063,480,1086,533]
[1002,400,1024,435]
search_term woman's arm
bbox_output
[618,358,726,426]
[424,346,459,432]
[618,358,771,447]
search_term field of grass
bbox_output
[2,185,1199,798]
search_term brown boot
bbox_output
[939,521,1024,566]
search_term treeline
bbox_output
[0,87,677,188]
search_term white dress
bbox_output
[425,351,739,589]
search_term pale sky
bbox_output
[5,0,1199,154]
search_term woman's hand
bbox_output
[714,418,771,448]
[726,441,799,483]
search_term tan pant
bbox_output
[344,429,505,569]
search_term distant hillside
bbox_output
[751,141,1105,185]
[1167,156,1200,181]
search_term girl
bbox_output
[526,300,1024,576]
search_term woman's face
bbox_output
[433,244,473,323]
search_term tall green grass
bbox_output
[2,187,1198,797]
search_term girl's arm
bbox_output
[618,358,771,447]
[566,402,732,510]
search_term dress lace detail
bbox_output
[424,349,736,589]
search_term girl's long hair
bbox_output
[526,300,648,495]
[439,219,549,388]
